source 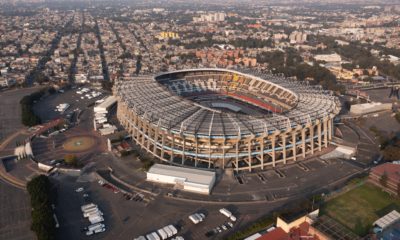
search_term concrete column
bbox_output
[272,135,276,167]
[248,139,252,172]
[195,137,198,167]
[302,129,306,158]
[153,127,159,154]
[146,127,151,150]
[260,136,264,170]
[282,135,286,165]
[235,140,239,172]
[292,131,297,161]
[318,122,322,151]
[310,126,314,154]
[161,133,165,159]
[135,115,140,142]
[128,122,133,136]
[171,134,174,162]
[208,139,212,168]
[323,119,328,148]
[222,140,226,169]
[328,118,333,140]
[141,121,146,146]
[182,137,186,165]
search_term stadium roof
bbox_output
[114,68,340,138]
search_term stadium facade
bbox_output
[114,69,341,172]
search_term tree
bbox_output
[382,145,400,161]
[380,171,388,188]
[64,154,77,166]
[27,175,51,208]
[20,89,46,127]
[48,87,56,94]
[395,112,400,124]
[101,81,114,92]
[27,175,56,240]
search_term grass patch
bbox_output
[226,216,274,240]
[322,182,400,236]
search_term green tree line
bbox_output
[27,175,56,240]
[20,89,46,127]
[257,49,344,93]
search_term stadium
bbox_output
[114,68,341,172]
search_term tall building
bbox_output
[289,31,308,44]
[193,12,226,23]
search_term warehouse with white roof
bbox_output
[373,210,400,230]
[94,96,117,114]
[146,164,216,194]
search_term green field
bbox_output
[322,182,400,236]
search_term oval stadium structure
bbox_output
[114,68,341,172]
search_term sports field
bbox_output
[323,182,400,236]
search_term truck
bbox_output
[87,212,102,220]
[94,227,106,234]
[195,213,205,221]
[88,215,104,224]
[189,213,204,224]
[219,208,232,218]
[146,233,158,240]
[134,236,146,240]
[189,214,200,224]
[95,99,105,104]
[162,226,173,237]
[96,118,107,124]
[83,206,99,213]
[86,227,105,236]
[151,232,161,240]
[84,210,103,218]
[81,203,97,212]
[157,228,168,240]
[82,205,98,213]
[87,223,105,232]
[167,225,178,236]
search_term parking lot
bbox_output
[31,86,109,165]
[0,179,35,240]
[50,154,364,239]
[52,168,287,240]
[181,209,238,240]
[33,87,107,123]
[193,157,363,203]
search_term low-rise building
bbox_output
[349,102,392,115]
[314,53,342,63]
[255,210,360,240]
[146,164,216,194]
[369,163,400,195]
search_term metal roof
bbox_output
[147,164,215,186]
[374,210,400,229]
[115,69,340,137]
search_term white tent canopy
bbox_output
[373,210,400,230]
